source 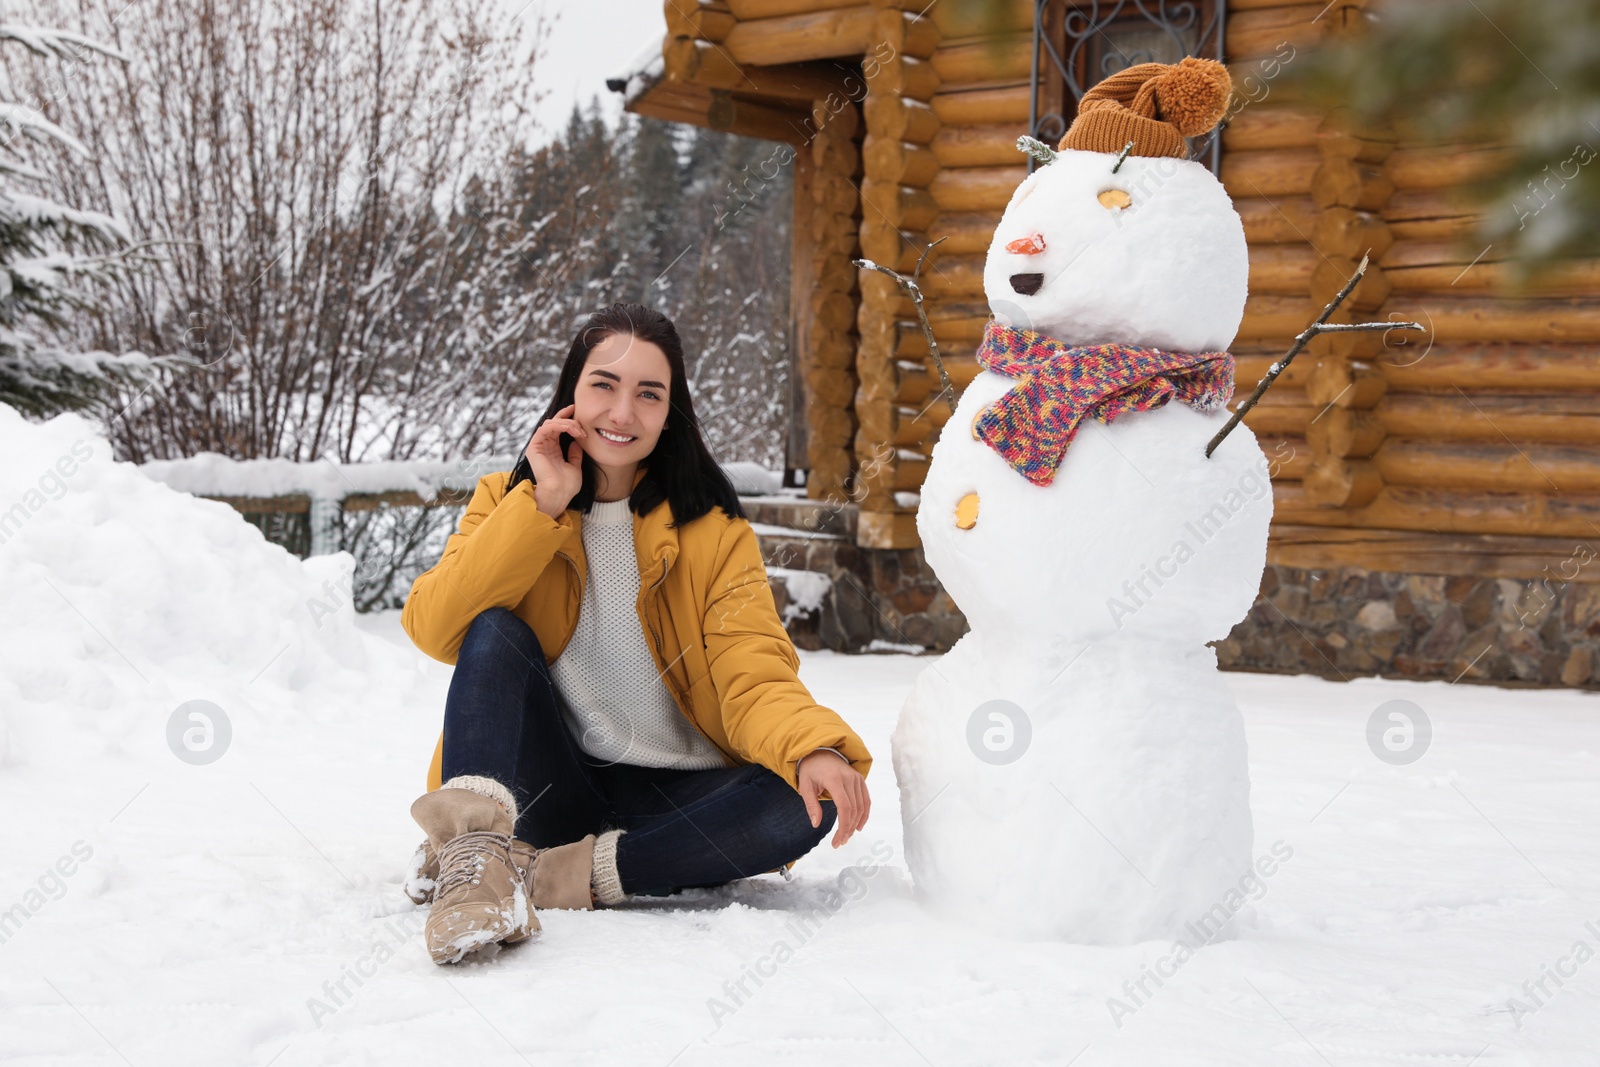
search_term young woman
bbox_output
[399,303,873,965]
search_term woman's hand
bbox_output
[525,403,586,517]
[798,750,870,848]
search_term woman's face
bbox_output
[571,330,672,469]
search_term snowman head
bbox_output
[984,59,1247,354]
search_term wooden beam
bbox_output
[931,84,1031,127]
[724,7,877,65]
[663,37,853,101]
[1266,523,1600,583]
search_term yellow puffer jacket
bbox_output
[401,466,872,798]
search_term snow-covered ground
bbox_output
[4,405,1599,1066]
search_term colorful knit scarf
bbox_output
[971,320,1235,487]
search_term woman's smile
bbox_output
[594,427,637,445]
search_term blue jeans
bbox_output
[439,607,835,897]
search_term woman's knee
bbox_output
[757,770,836,854]
[460,606,545,666]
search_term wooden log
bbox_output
[930,123,1025,169]
[877,55,941,100]
[815,175,857,214]
[929,166,1024,212]
[1311,157,1395,210]
[930,35,1033,86]
[806,444,853,498]
[928,0,1032,37]
[1260,436,1312,480]
[926,212,996,255]
[806,364,858,407]
[863,93,940,144]
[1307,356,1387,409]
[813,131,860,175]
[1248,244,1319,295]
[1382,345,1600,393]
[863,135,939,187]
[1235,353,1313,392]
[663,38,850,101]
[1239,398,1316,437]
[1387,144,1514,190]
[811,332,856,369]
[1219,105,1323,151]
[873,6,940,59]
[814,290,857,332]
[1236,294,1315,343]
[1311,256,1392,309]
[812,208,857,247]
[857,398,939,447]
[665,0,736,42]
[861,178,938,229]
[918,253,986,299]
[893,314,992,356]
[813,251,860,293]
[856,445,930,494]
[1265,523,1600,584]
[724,7,877,65]
[1379,393,1600,445]
[1226,4,1330,61]
[1271,485,1600,540]
[1388,214,1487,242]
[1381,297,1600,345]
[1235,196,1319,244]
[1375,438,1600,493]
[858,219,923,266]
[1314,206,1393,260]
[1306,407,1385,458]
[860,359,934,406]
[1386,257,1600,297]
[1384,187,1484,222]
[728,0,859,17]
[806,97,860,139]
[1221,148,1322,199]
[809,403,858,448]
[706,93,812,144]
[1315,108,1396,164]
[931,84,1031,127]
[1303,457,1383,507]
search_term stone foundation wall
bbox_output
[1214,564,1600,687]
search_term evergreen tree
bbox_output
[0,24,159,418]
[1290,0,1600,268]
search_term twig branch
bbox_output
[1205,252,1423,458]
[854,237,956,413]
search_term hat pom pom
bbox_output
[1154,57,1231,137]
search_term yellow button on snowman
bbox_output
[891,58,1277,945]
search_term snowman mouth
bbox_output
[595,428,636,444]
[1010,272,1044,296]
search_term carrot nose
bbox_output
[1005,233,1046,255]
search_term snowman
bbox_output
[891,58,1274,945]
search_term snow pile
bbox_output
[0,402,422,783]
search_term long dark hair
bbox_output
[506,303,746,528]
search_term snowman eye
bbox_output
[1098,189,1132,210]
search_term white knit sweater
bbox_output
[550,496,733,769]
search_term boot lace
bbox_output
[435,830,510,898]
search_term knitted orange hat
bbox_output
[1057,57,1232,160]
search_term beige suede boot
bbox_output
[409,777,537,964]
[406,830,627,917]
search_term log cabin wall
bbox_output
[633,0,1600,685]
